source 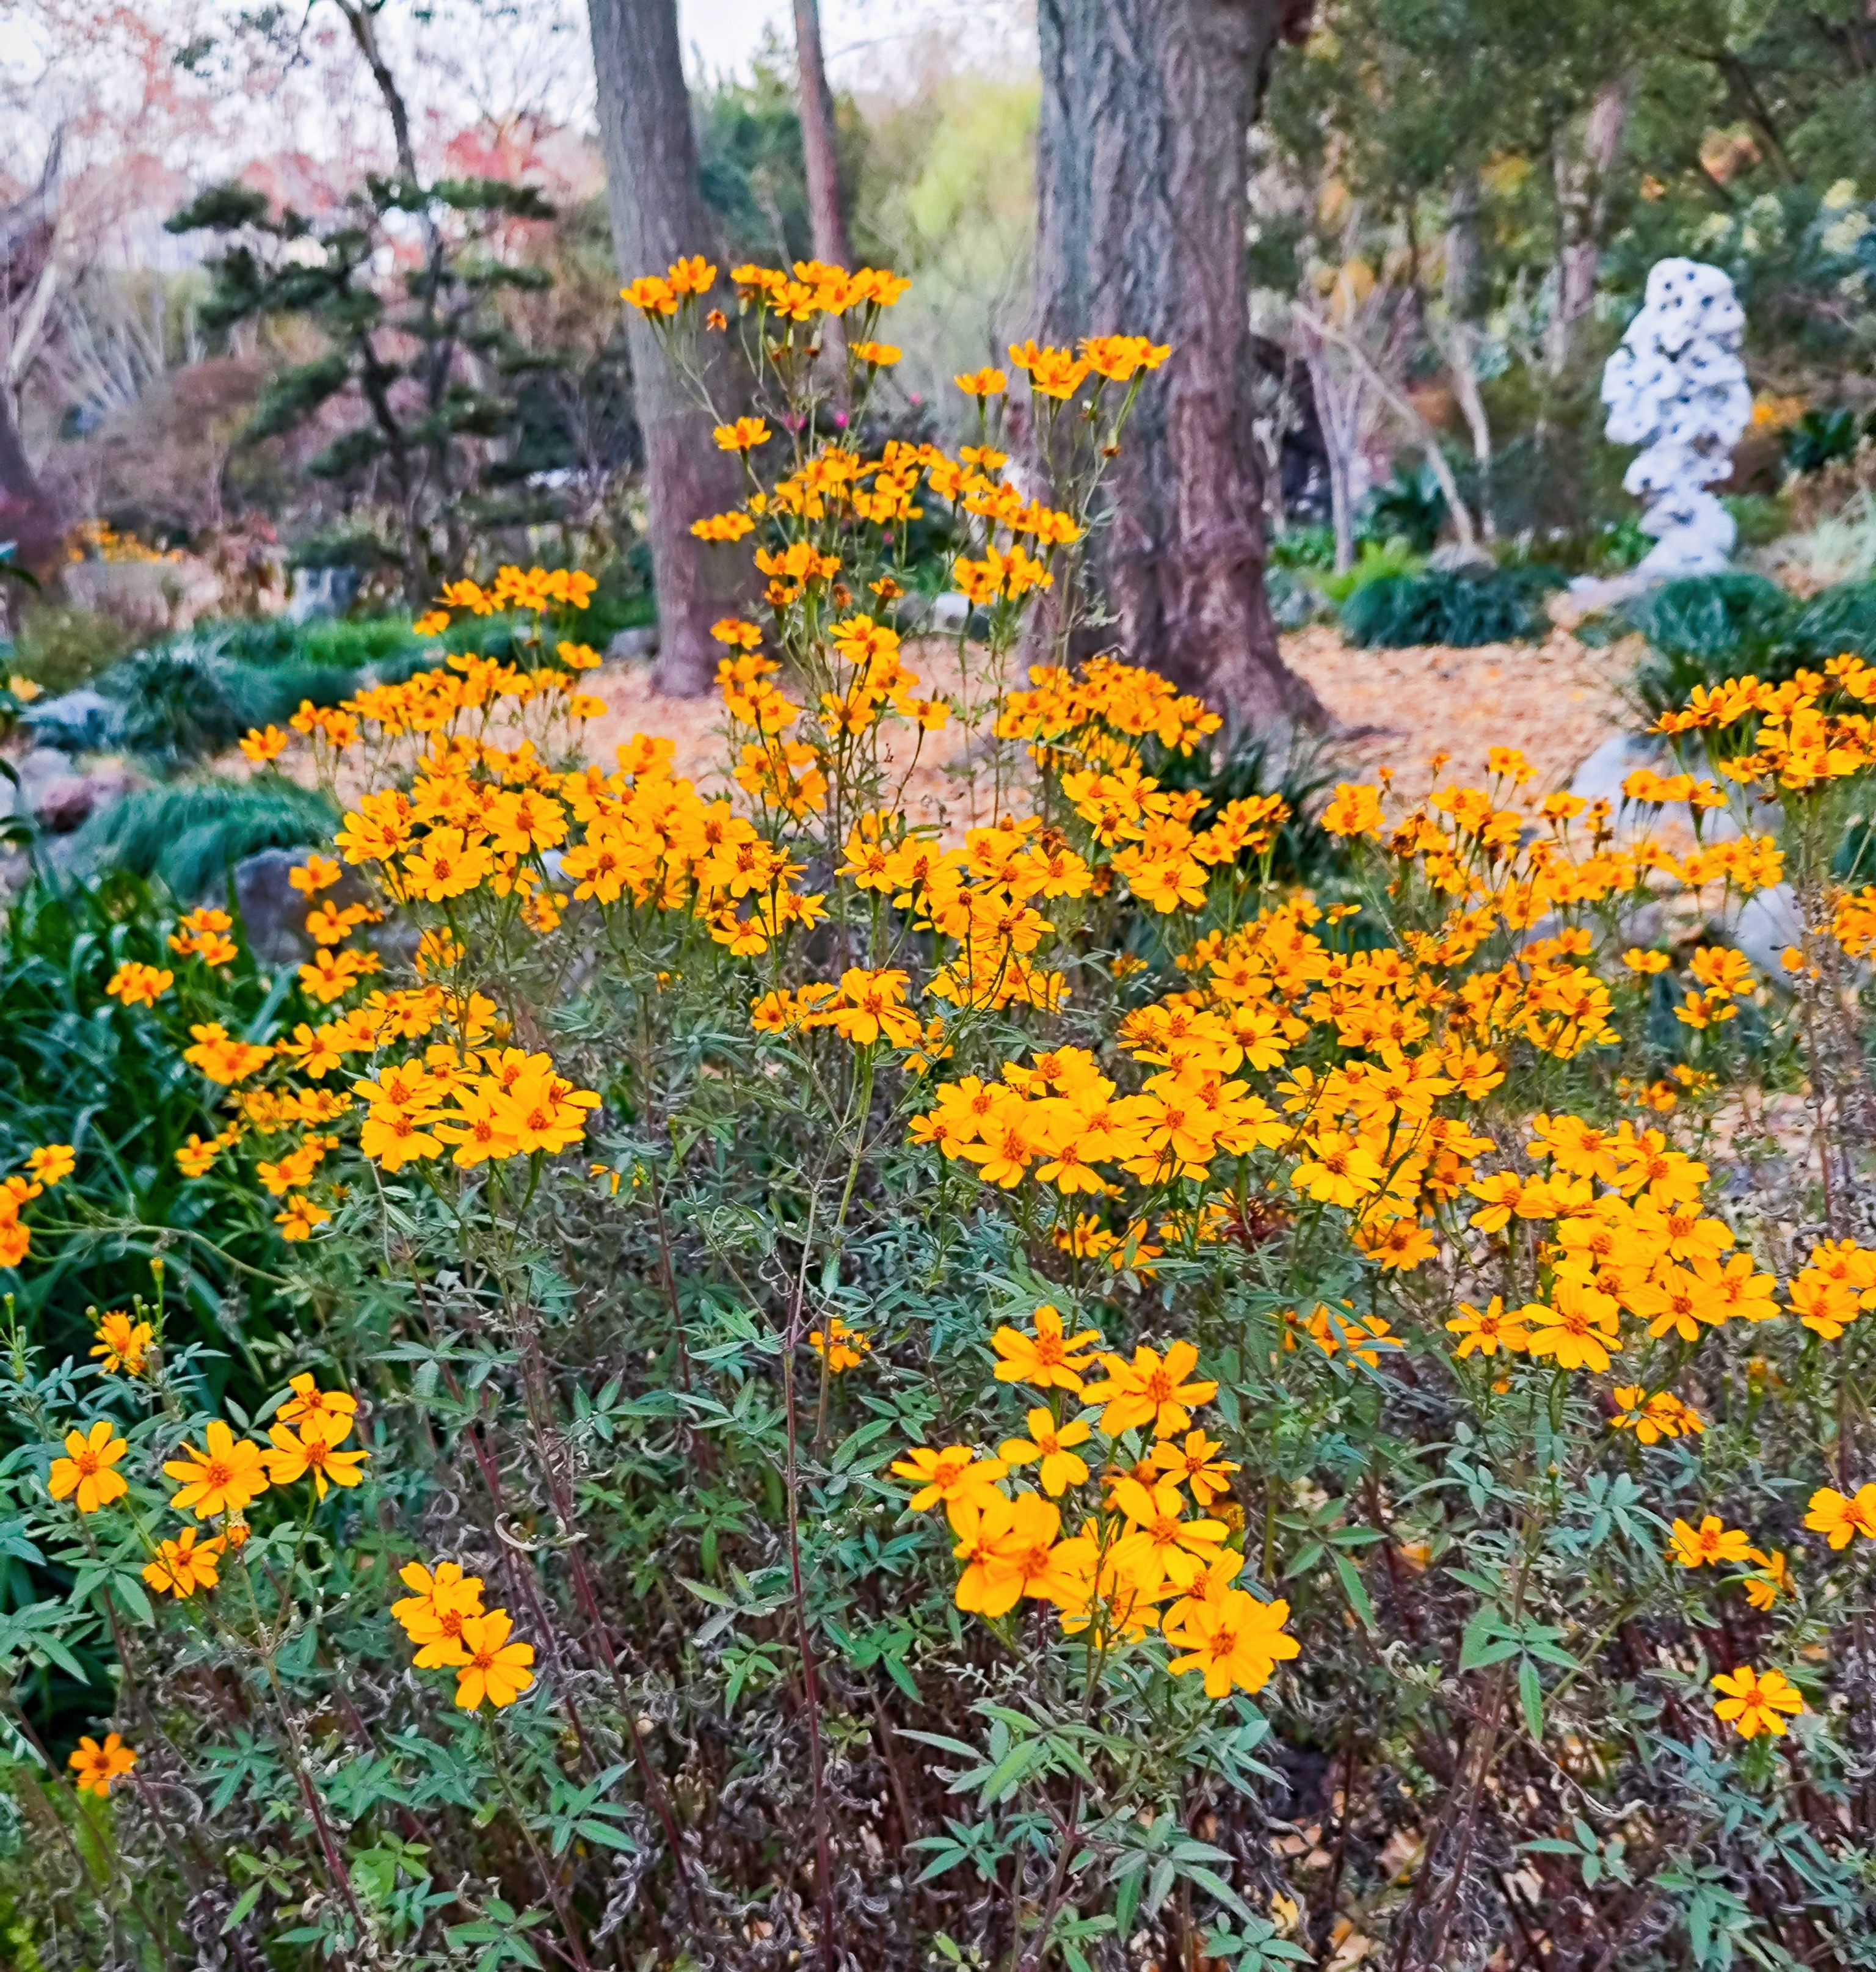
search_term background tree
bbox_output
[792,0,853,272]
[1035,0,1326,738]
[588,0,752,696]
[168,175,565,605]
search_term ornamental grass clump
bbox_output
[9,254,1876,1970]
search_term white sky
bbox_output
[677,0,1032,88]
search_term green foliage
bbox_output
[7,606,136,695]
[64,779,340,897]
[1269,525,1336,572]
[1627,573,1876,717]
[1786,406,1861,476]
[1362,460,1449,554]
[1317,537,1425,605]
[1339,564,1564,647]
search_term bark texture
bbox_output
[588,0,752,695]
[1036,0,1324,739]
[1547,76,1631,377]
[792,0,853,272]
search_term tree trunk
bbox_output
[792,0,853,272]
[1546,76,1630,377]
[1035,0,1325,741]
[588,0,752,696]
[1442,173,1494,537]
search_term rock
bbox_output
[1717,882,1805,982]
[605,625,660,663]
[288,566,360,623]
[32,776,100,834]
[1558,568,1658,625]
[927,592,972,634]
[233,847,318,964]
[1567,731,1667,809]
[233,845,377,964]
[1427,542,1496,575]
[21,689,120,753]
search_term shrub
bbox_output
[64,778,341,897]
[1785,405,1861,475]
[1361,457,1449,553]
[84,622,443,765]
[1317,534,1423,603]
[8,603,135,694]
[8,257,1876,1972]
[1339,562,1563,647]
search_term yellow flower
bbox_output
[144,1526,224,1598]
[454,1609,536,1709]
[393,1560,486,1666]
[1082,1341,1217,1438]
[1110,1476,1229,1592]
[105,962,173,1008]
[47,1421,130,1513]
[1163,1589,1299,1698]
[1803,1483,1876,1549]
[998,1410,1093,1496]
[68,1733,136,1796]
[990,1304,1102,1393]
[1711,1665,1805,1739]
[713,415,771,452]
[809,1317,870,1373]
[1445,1297,1529,1359]
[175,1135,220,1179]
[948,1491,1077,1616]
[1744,1548,1791,1610]
[889,1444,1008,1516]
[1669,1515,1754,1568]
[1149,1429,1240,1505]
[26,1144,75,1187]
[264,1420,369,1498]
[277,1373,358,1438]
[89,1311,153,1378]
[163,1419,270,1519]
[275,1196,332,1242]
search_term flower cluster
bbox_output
[391,1562,537,1709]
[895,1311,1295,1700]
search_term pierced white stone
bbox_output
[1600,258,1751,577]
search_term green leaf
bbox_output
[220,1882,264,1933]
[1332,1551,1374,1630]
[1518,1658,1544,1740]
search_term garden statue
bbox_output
[1601,257,1751,577]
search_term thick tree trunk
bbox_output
[588,0,752,696]
[792,0,853,272]
[1546,76,1630,377]
[1035,0,1325,741]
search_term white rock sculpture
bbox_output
[1601,258,1752,577]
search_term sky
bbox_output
[676,0,1031,88]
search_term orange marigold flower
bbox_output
[163,1419,270,1519]
[1804,1483,1876,1549]
[47,1421,130,1514]
[68,1733,136,1796]
[1670,1515,1754,1568]
[1711,1664,1805,1739]
[891,1444,1008,1518]
[144,1526,224,1599]
[454,1609,536,1709]
[990,1304,1102,1393]
[90,1311,153,1378]
[1083,1341,1217,1438]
